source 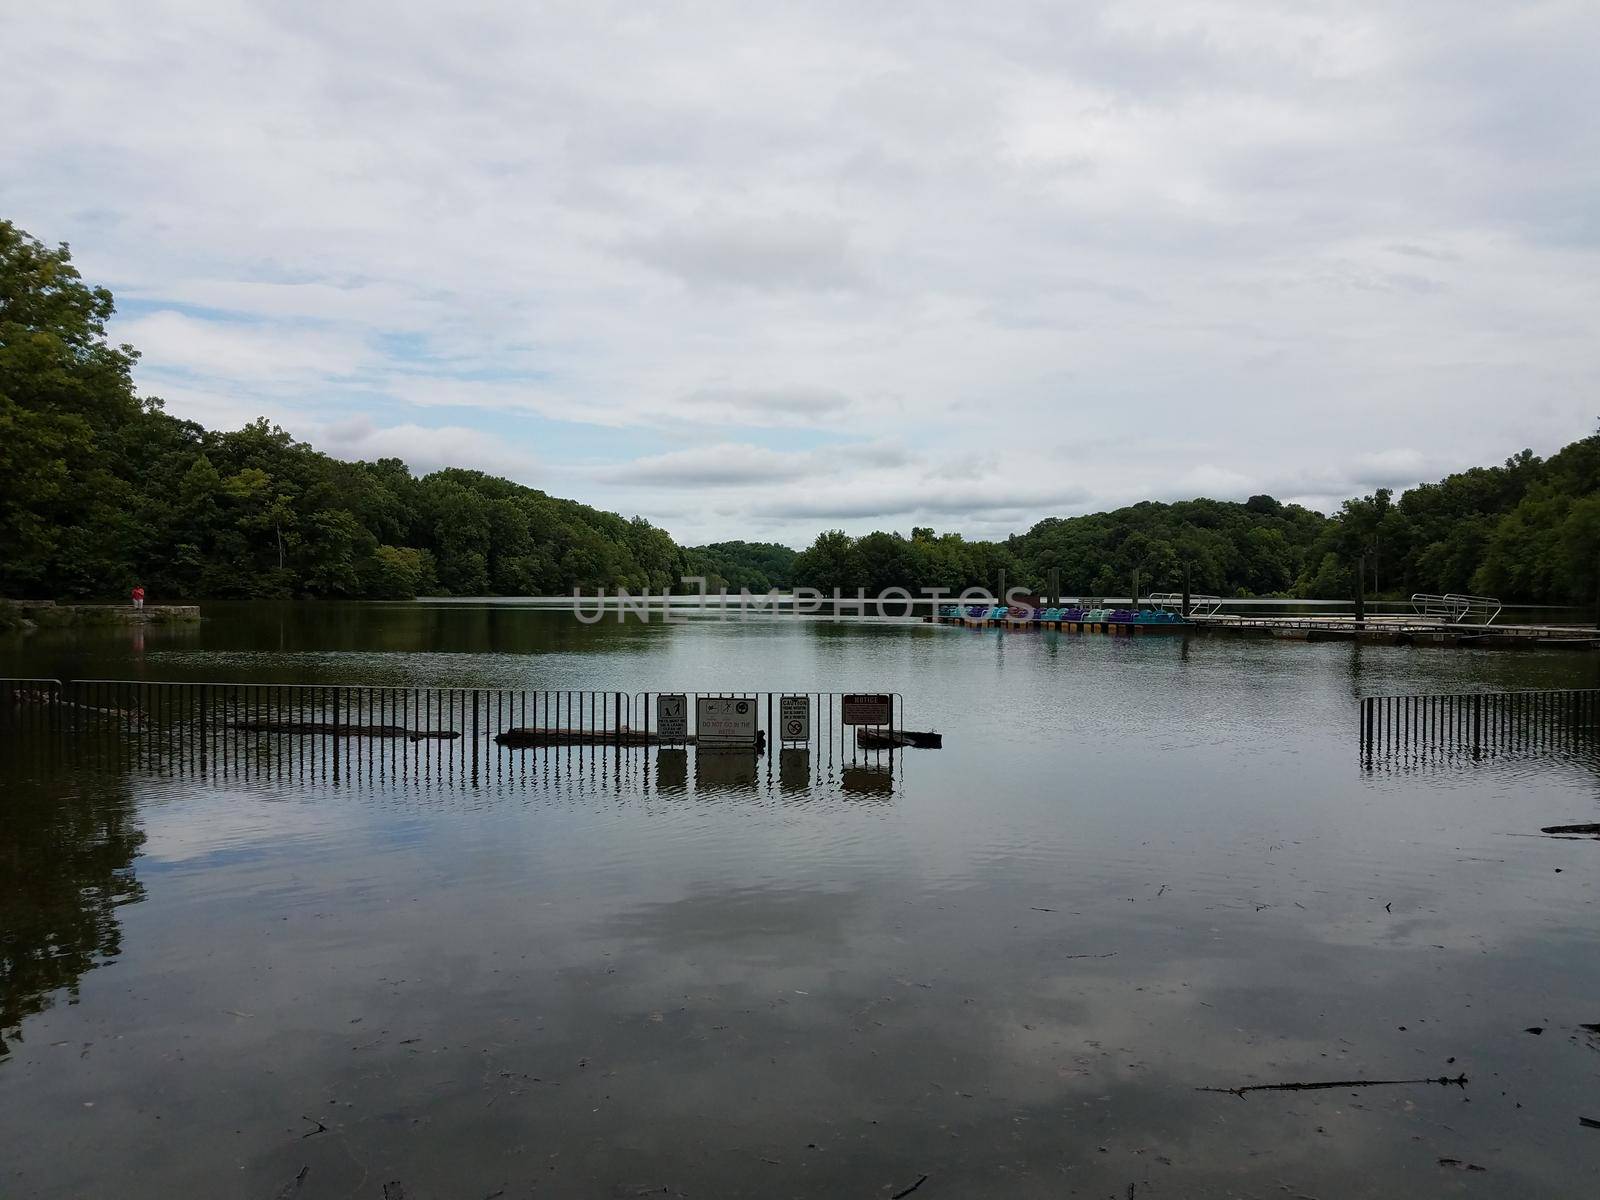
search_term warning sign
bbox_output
[696,696,757,747]
[657,693,688,741]
[841,693,893,726]
[779,694,810,742]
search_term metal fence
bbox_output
[0,679,908,787]
[1360,687,1600,762]
[0,678,63,736]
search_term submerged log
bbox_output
[8,691,143,720]
[230,720,460,742]
[856,728,943,749]
[494,727,769,750]
[496,726,682,747]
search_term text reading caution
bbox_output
[779,695,810,742]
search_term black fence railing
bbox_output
[1360,688,1600,763]
[0,679,909,789]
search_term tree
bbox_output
[0,220,148,594]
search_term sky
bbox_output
[4,1,1598,547]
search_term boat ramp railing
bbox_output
[1409,593,1502,625]
[1360,687,1600,763]
[1147,593,1223,617]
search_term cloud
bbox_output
[748,481,1092,522]
[2,0,1598,544]
[117,310,374,384]
[673,385,859,427]
[309,417,541,480]
[1349,448,1430,486]
[600,443,817,487]
[626,212,865,292]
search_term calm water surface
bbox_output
[3,603,1598,1198]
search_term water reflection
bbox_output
[654,747,688,793]
[0,768,144,1059]
[9,731,898,804]
[693,748,760,793]
[779,747,811,792]
[840,763,895,796]
[7,616,1600,1197]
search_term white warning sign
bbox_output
[657,693,688,741]
[696,696,757,747]
[779,694,810,742]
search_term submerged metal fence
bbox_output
[1360,687,1600,763]
[0,679,907,788]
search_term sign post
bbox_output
[779,695,810,743]
[696,696,758,749]
[657,693,688,743]
[841,693,893,727]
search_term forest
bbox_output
[787,442,1600,605]
[4,217,1598,606]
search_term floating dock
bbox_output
[930,605,1599,649]
[1190,614,1600,649]
[933,606,1190,636]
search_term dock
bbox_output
[1189,613,1599,648]
[929,604,1599,649]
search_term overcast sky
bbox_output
[5,1,1597,546]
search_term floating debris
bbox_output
[232,720,459,742]
[1197,1073,1468,1098]
[856,729,942,749]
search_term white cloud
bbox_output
[309,417,542,481]
[2,0,1597,545]
[626,212,865,292]
[117,310,375,384]
[598,444,818,487]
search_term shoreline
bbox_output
[0,601,201,634]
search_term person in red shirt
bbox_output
[131,584,145,610]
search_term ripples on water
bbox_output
[2,610,1599,1197]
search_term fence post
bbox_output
[1355,555,1366,627]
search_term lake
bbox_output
[3,602,1598,1198]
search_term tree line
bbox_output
[4,217,1598,606]
[783,444,1600,606]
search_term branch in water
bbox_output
[1198,1073,1468,1098]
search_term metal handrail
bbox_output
[1147,592,1223,617]
[1444,593,1502,625]
[1410,593,1502,625]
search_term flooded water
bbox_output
[3,603,1599,1198]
